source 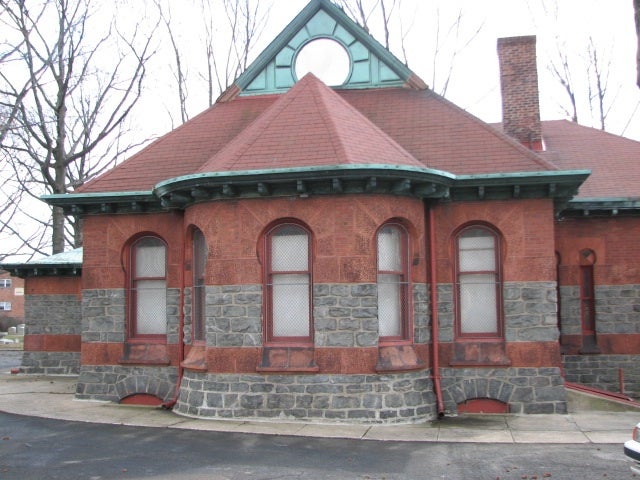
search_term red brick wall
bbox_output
[0,271,24,322]
[555,216,640,284]
[433,198,556,282]
[497,36,542,149]
[82,211,185,289]
[184,194,427,285]
[25,276,81,296]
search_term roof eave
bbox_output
[40,167,590,215]
[561,197,640,217]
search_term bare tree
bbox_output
[335,0,482,96]
[587,37,613,130]
[0,0,158,256]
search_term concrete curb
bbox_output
[0,374,638,444]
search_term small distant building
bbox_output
[3,0,640,421]
[0,270,25,331]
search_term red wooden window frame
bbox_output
[454,224,504,340]
[376,222,411,343]
[263,221,313,346]
[579,249,597,337]
[127,235,168,342]
[192,228,207,343]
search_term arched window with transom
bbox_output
[454,225,503,339]
[376,223,410,341]
[264,221,312,345]
[128,235,167,339]
[192,228,207,343]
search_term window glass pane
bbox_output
[135,238,166,277]
[135,279,167,334]
[193,229,207,278]
[378,274,401,336]
[272,274,309,336]
[377,226,401,271]
[193,229,207,342]
[271,226,308,271]
[459,274,497,334]
[459,232,495,272]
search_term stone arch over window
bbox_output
[115,372,175,404]
[442,377,512,413]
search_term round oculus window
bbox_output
[294,38,350,86]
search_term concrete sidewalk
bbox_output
[0,373,638,444]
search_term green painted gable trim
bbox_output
[225,0,426,98]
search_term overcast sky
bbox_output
[252,0,639,140]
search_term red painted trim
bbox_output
[457,398,509,414]
[23,334,81,352]
[120,394,163,406]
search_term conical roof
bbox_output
[197,73,425,173]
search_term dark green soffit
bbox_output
[42,165,590,216]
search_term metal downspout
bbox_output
[427,201,446,417]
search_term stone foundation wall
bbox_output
[75,365,178,402]
[20,351,80,375]
[25,294,82,335]
[174,370,436,423]
[440,367,567,414]
[562,354,640,399]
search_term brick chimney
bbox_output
[497,36,543,151]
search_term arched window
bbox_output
[455,225,502,338]
[376,223,409,340]
[129,236,167,338]
[192,228,207,343]
[264,222,312,344]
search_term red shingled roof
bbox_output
[539,120,640,199]
[197,73,425,172]
[79,77,573,195]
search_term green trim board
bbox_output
[42,165,590,215]
[227,0,426,97]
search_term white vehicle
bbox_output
[624,423,640,475]
[0,338,14,344]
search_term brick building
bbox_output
[0,270,24,330]
[3,0,640,421]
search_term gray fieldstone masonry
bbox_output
[22,293,82,374]
[75,365,178,402]
[559,284,640,399]
[25,294,82,335]
[20,351,80,375]
[440,366,568,414]
[174,370,436,423]
[438,282,559,343]
[314,283,379,347]
[82,288,180,343]
[559,284,640,336]
[562,355,640,399]
[204,284,262,347]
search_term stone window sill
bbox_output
[375,345,425,372]
[256,347,319,373]
[181,344,207,372]
[119,343,170,366]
